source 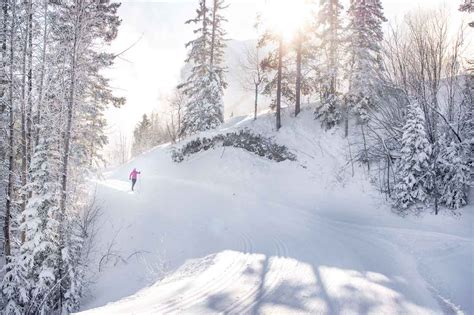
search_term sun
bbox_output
[262,0,312,41]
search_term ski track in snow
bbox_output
[78,110,473,315]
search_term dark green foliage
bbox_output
[172,129,296,163]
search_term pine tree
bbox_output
[345,0,387,127]
[459,0,474,27]
[315,93,342,129]
[18,120,61,314]
[438,139,470,210]
[1,254,29,314]
[132,114,152,156]
[209,0,227,86]
[394,103,433,209]
[1,0,122,311]
[180,0,227,136]
[315,0,344,129]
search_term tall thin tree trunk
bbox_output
[59,1,82,309]
[361,124,369,172]
[201,0,207,65]
[295,33,302,117]
[0,0,6,113]
[276,35,282,130]
[344,99,349,137]
[209,0,216,68]
[35,0,48,146]
[386,155,391,197]
[254,83,258,120]
[5,0,17,260]
[19,0,31,244]
[26,0,32,160]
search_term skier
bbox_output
[129,168,141,191]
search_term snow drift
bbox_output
[78,108,473,314]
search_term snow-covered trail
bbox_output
[79,111,473,314]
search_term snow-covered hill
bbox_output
[78,108,473,314]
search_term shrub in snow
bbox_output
[172,129,296,163]
[393,103,433,210]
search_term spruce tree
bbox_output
[394,103,433,209]
[132,114,152,156]
[315,0,344,129]
[438,139,470,210]
[345,0,387,125]
[20,122,61,314]
[180,0,227,136]
[459,0,474,27]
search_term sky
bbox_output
[103,0,468,155]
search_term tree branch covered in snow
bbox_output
[172,129,296,163]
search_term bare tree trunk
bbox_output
[386,155,391,197]
[254,83,258,120]
[276,35,282,130]
[4,0,17,260]
[361,124,369,172]
[35,0,48,146]
[0,0,6,113]
[59,1,83,308]
[295,34,301,117]
[209,0,216,68]
[344,100,349,137]
[19,0,32,244]
[26,0,32,161]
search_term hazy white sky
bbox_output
[104,0,467,148]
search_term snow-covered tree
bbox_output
[345,0,387,126]
[180,0,227,136]
[438,139,470,210]
[315,0,344,129]
[1,0,123,311]
[19,123,61,314]
[132,114,152,156]
[315,93,342,130]
[393,102,433,209]
[459,0,474,27]
[209,0,227,85]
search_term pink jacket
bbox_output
[129,169,140,180]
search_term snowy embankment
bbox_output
[78,108,473,314]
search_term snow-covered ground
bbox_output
[78,108,473,314]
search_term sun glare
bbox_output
[262,0,312,41]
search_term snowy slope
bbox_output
[78,108,473,314]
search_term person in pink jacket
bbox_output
[129,168,141,191]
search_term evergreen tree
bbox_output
[345,0,386,125]
[394,103,433,209]
[209,0,227,86]
[132,114,152,156]
[459,0,474,27]
[1,119,61,314]
[438,139,470,210]
[20,121,61,313]
[180,0,227,136]
[315,0,344,129]
[315,93,342,129]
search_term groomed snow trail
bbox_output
[79,110,473,315]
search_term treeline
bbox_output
[176,0,473,214]
[131,90,185,157]
[130,0,472,213]
[0,0,123,313]
[259,0,472,213]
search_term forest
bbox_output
[0,0,472,314]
